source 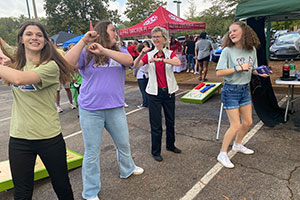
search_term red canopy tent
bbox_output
[118,6,206,37]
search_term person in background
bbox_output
[216,21,269,168]
[185,35,195,73]
[127,40,139,60]
[182,34,189,65]
[170,36,182,54]
[65,20,144,200]
[0,21,74,199]
[53,42,76,112]
[133,26,182,162]
[195,32,213,81]
[121,41,127,50]
[68,43,82,107]
[135,42,149,108]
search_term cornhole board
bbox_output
[0,149,83,192]
[181,82,223,104]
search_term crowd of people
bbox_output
[0,19,270,200]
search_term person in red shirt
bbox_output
[133,26,182,162]
[170,36,182,54]
[127,40,139,60]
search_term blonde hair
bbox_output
[151,26,169,47]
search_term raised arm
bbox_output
[65,31,99,67]
[87,43,133,67]
[133,47,151,69]
[0,64,40,85]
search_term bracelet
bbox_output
[234,66,238,72]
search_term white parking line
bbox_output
[63,90,189,140]
[0,117,11,122]
[179,96,287,200]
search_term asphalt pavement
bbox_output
[0,72,300,200]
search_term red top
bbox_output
[142,51,176,88]
[127,45,139,57]
[170,40,182,54]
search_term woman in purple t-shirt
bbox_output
[65,20,144,200]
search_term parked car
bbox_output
[211,46,222,63]
[177,36,186,45]
[273,29,288,39]
[211,36,224,63]
[269,32,300,60]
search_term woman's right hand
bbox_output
[87,42,105,55]
[82,31,99,44]
[241,62,251,71]
[0,54,11,66]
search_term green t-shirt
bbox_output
[10,60,61,139]
[216,46,257,85]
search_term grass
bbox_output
[126,62,217,83]
[126,60,300,85]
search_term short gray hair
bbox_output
[151,26,169,47]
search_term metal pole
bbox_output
[266,17,271,65]
[173,0,182,17]
[26,0,31,19]
[32,0,38,19]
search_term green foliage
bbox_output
[44,0,121,35]
[271,20,300,31]
[124,0,166,26]
[0,16,31,45]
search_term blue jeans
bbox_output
[187,54,195,70]
[137,78,149,106]
[221,83,251,109]
[79,107,136,199]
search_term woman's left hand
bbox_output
[258,73,270,78]
[87,43,105,55]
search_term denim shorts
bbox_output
[221,83,251,109]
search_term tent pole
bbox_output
[167,30,170,49]
[266,17,270,65]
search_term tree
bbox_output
[0,16,31,45]
[124,0,166,26]
[44,0,121,35]
[184,0,197,19]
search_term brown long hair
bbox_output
[6,21,74,85]
[87,20,120,66]
[222,21,260,51]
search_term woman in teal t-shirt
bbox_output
[216,21,270,169]
[0,21,74,199]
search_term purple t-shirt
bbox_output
[78,48,127,110]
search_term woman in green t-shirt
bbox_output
[0,21,74,199]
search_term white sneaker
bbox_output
[124,103,129,108]
[186,69,190,73]
[69,103,76,109]
[232,142,254,155]
[194,71,199,74]
[56,106,63,113]
[190,70,194,73]
[133,166,144,175]
[87,196,99,200]
[217,152,234,168]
